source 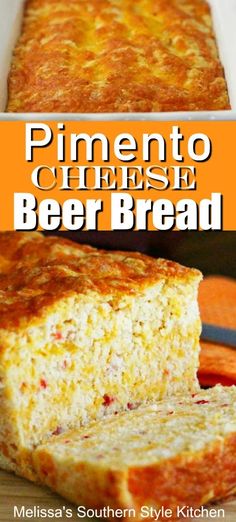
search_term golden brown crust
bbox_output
[0,232,201,331]
[7,0,230,113]
[34,387,236,510]
[128,434,236,515]
[34,432,236,519]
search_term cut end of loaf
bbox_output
[33,386,236,516]
[0,232,202,480]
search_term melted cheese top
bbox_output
[7,0,229,112]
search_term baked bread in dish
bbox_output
[33,385,236,517]
[0,232,201,480]
[7,0,230,112]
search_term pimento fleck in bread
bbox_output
[0,232,201,480]
[33,386,236,519]
[7,0,230,112]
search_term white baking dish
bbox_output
[0,0,236,121]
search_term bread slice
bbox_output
[0,232,201,480]
[33,386,236,517]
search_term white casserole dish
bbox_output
[0,0,236,121]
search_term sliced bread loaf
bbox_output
[0,232,201,480]
[33,386,236,518]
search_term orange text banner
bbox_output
[0,120,235,231]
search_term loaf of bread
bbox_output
[0,232,201,480]
[7,0,230,112]
[33,385,236,518]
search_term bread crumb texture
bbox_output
[34,385,236,517]
[7,0,230,112]
[0,232,201,480]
